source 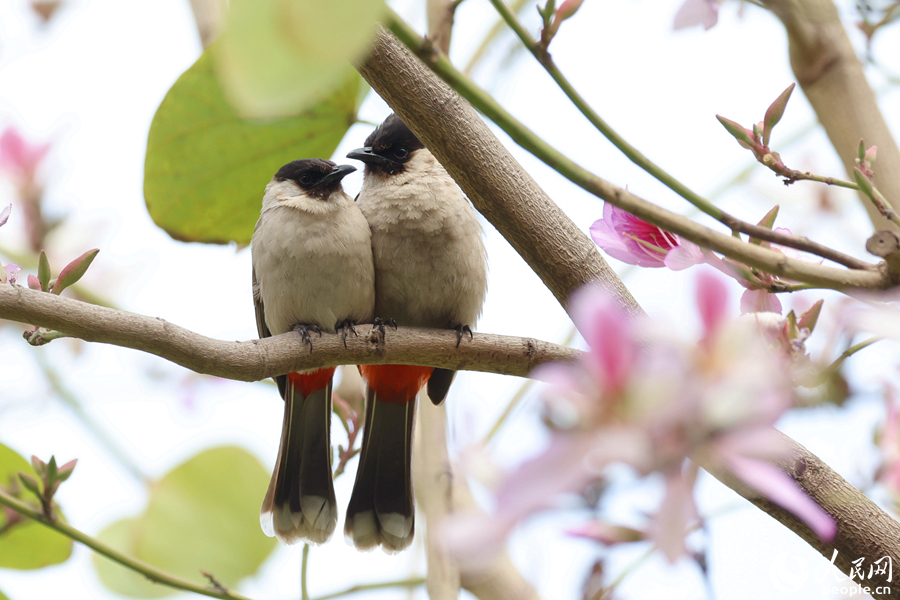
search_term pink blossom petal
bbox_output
[740,289,782,315]
[649,467,698,563]
[590,218,641,266]
[725,454,836,541]
[673,0,720,30]
[494,433,597,517]
[567,521,645,545]
[0,204,10,227]
[696,271,729,339]
[569,284,637,394]
[664,241,705,270]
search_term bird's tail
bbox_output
[261,367,337,544]
[345,364,433,552]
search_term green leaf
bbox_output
[0,443,73,569]
[144,50,365,245]
[0,587,10,600]
[93,446,276,598]
[213,0,386,118]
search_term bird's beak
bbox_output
[316,164,357,187]
[347,147,398,171]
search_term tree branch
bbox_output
[0,488,254,600]
[762,0,900,232]
[0,284,578,380]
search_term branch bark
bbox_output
[0,284,578,381]
[762,0,900,232]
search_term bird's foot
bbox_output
[336,320,359,349]
[451,323,474,348]
[292,323,322,353]
[371,317,398,338]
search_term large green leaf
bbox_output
[214,0,386,118]
[144,49,365,245]
[0,443,73,569]
[93,446,276,598]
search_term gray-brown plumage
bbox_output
[345,114,488,552]
[252,159,375,544]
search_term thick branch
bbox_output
[702,432,900,599]
[357,29,640,316]
[762,0,900,232]
[0,285,577,380]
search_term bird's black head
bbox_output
[346,114,426,175]
[273,159,356,200]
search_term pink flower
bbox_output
[0,127,50,184]
[673,0,724,30]
[0,204,10,228]
[591,202,682,268]
[1,263,20,285]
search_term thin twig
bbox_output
[0,488,254,600]
[34,352,146,482]
[301,544,311,600]
[482,0,871,271]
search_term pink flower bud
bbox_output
[51,248,99,295]
[556,0,584,21]
[865,145,878,164]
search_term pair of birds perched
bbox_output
[251,113,488,552]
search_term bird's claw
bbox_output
[292,323,322,353]
[453,323,473,348]
[372,317,398,337]
[336,320,359,349]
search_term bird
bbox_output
[344,113,488,552]
[252,158,375,545]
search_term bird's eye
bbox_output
[394,147,409,159]
[298,174,313,185]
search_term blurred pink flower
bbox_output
[0,204,10,227]
[673,0,724,30]
[446,273,834,563]
[0,127,50,184]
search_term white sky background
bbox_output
[0,0,898,599]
